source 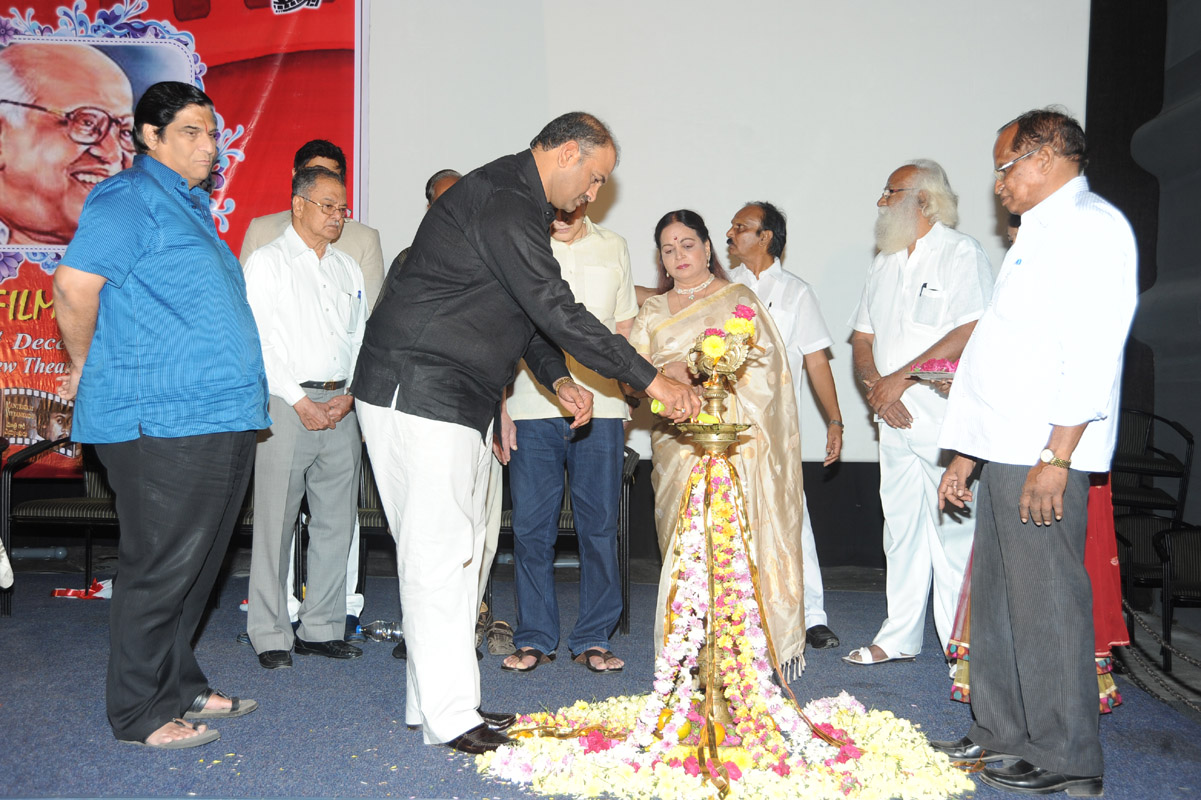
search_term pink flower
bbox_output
[704,327,725,337]
[837,744,862,762]
[734,304,755,320]
[580,729,614,753]
[683,756,701,777]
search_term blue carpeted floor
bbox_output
[2,570,1199,799]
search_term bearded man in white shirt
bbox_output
[243,166,368,670]
[726,201,844,650]
[932,109,1136,797]
[847,160,993,666]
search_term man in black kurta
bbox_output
[353,112,699,754]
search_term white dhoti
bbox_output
[873,385,974,657]
[356,399,492,744]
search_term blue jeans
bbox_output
[509,417,624,656]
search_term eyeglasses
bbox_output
[880,187,916,199]
[299,196,350,217]
[993,147,1042,181]
[0,99,135,152]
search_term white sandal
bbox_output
[841,646,915,665]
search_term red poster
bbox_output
[0,0,359,475]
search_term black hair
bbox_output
[133,81,213,154]
[1000,107,1087,172]
[653,209,729,294]
[530,111,619,164]
[293,139,347,176]
[748,201,787,259]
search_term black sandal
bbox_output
[500,647,555,673]
[572,648,623,674]
[183,688,259,720]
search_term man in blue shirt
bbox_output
[54,81,270,750]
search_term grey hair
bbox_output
[0,48,35,125]
[424,168,461,204]
[905,158,959,229]
[292,165,344,200]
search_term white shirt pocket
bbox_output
[913,287,945,327]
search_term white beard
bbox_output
[874,194,920,254]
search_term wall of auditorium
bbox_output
[359,0,1091,464]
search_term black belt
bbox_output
[299,380,346,390]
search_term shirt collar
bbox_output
[134,153,210,200]
[1021,175,1089,229]
[913,220,948,254]
[743,258,781,282]
[283,221,338,261]
[557,215,596,248]
[517,149,556,226]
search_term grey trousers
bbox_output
[968,462,1102,776]
[248,390,361,651]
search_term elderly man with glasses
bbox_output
[846,159,993,667]
[0,42,134,245]
[931,108,1137,797]
[242,165,368,671]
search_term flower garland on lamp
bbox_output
[476,304,974,800]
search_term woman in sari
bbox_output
[628,209,808,677]
[948,473,1128,713]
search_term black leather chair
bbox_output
[1,437,112,616]
[1110,409,1193,523]
[1153,525,1201,673]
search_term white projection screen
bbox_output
[361,0,1090,462]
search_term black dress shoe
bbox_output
[928,735,1014,763]
[258,649,293,670]
[806,624,840,649]
[294,638,363,659]
[407,709,517,733]
[479,709,516,731]
[980,765,1103,796]
[392,640,407,659]
[985,759,1039,778]
[444,722,511,754]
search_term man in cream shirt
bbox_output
[497,201,635,674]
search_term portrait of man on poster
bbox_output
[0,42,135,246]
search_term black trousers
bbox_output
[96,431,255,742]
[968,462,1102,776]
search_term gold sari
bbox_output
[629,283,807,673]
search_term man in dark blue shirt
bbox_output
[355,112,700,754]
[55,81,269,750]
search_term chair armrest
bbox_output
[1153,529,1171,563]
[1162,416,1195,446]
[622,446,640,483]
[1115,531,1132,563]
[2,437,71,477]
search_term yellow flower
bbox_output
[701,335,728,359]
[724,317,755,337]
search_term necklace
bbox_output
[674,273,715,301]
